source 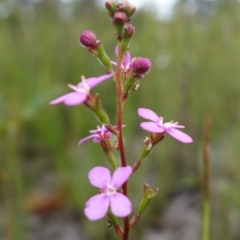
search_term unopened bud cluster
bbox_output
[105,0,136,21]
[105,0,136,40]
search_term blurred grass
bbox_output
[1,0,240,239]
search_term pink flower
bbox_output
[111,46,132,73]
[78,124,125,145]
[78,125,112,145]
[138,108,193,143]
[84,166,132,221]
[112,47,151,77]
[50,73,114,106]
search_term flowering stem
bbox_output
[115,45,129,240]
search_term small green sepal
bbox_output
[84,93,110,124]
[137,184,159,215]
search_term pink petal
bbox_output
[93,137,101,143]
[50,92,87,106]
[84,194,110,221]
[76,81,84,88]
[112,166,132,189]
[110,193,132,217]
[164,122,185,129]
[90,125,107,134]
[115,46,131,69]
[166,128,193,143]
[122,51,131,68]
[49,93,72,105]
[138,108,160,122]
[78,134,97,145]
[87,73,114,88]
[111,60,117,66]
[140,122,164,133]
[115,46,119,56]
[63,92,87,105]
[88,166,111,189]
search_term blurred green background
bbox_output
[1,0,240,239]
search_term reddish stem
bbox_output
[203,117,211,202]
[113,224,124,238]
[132,159,141,173]
[115,46,129,240]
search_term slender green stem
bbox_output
[202,201,210,240]
[5,124,25,240]
[202,117,211,240]
[115,45,129,240]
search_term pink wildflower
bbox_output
[138,108,193,143]
[78,125,112,145]
[78,124,125,145]
[112,47,151,77]
[84,166,132,221]
[50,73,114,106]
[111,46,132,73]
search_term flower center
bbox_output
[163,120,179,129]
[106,183,116,196]
[68,75,90,93]
[157,117,165,129]
[96,125,111,140]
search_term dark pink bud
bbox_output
[79,30,98,49]
[124,24,135,38]
[130,58,151,76]
[113,11,128,24]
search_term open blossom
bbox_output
[49,73,114,106]
[84,166,132,221]
[78,124,125,145]
[112,47,151,77]
[138,108,193,143]
[78,125,112,145]
[111,46,132,73]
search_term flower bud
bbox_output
[120,24,135,53]
[105,0,117,14]
[116,1,136,18]
[122,1,136,18]
[123,58,151,95]
[79,31,112,71]
[124,24,135,38]
[130,57,151,77]
[113,11,128,38]
[79,30,98,49]
[113,11,128,25]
